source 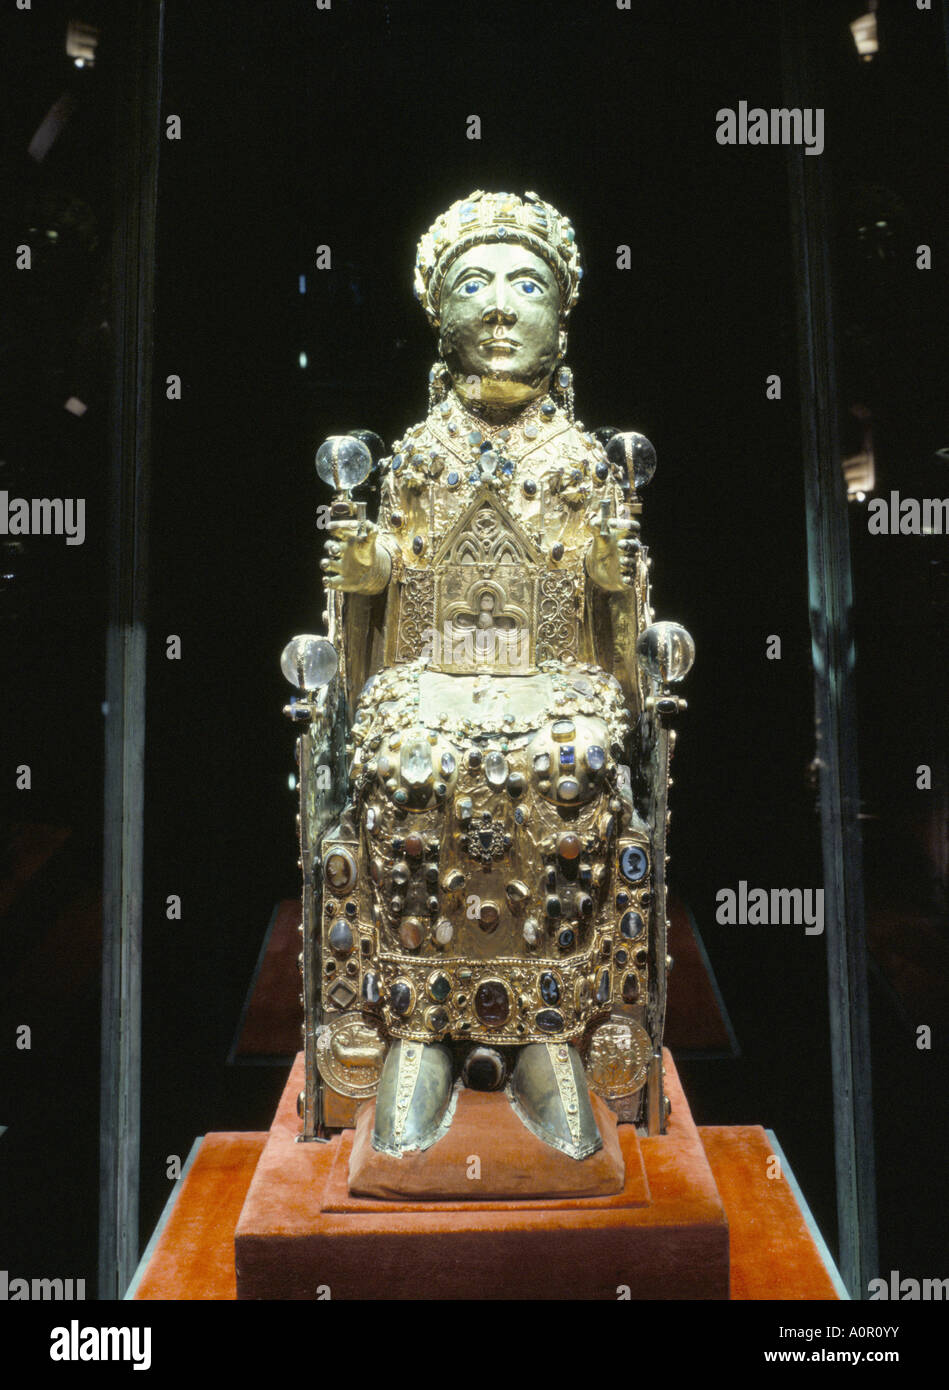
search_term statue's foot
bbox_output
[371,1039,456,1157]
[508,1042,602,1160]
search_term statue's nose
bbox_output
[482,300,517,326]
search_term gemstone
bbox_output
[468,430,482,446]
[478,829,494,850]
[280,635,338,692]
[578,862,592,885]
[362,972,381,1005]
[577,894,593,917]
[390,980,413,1015]
[404,833,423,858]
[514,806,526,824]
[468,749,482,769]
[434,781,447,798]
[559,744,575,766]
[412,535,424,555]
[546,867,557,889]
[614,949,628,966]
[484,751,508,787]
[434,919,454,946]
[401,741,432,786]
[507,771,526,796]
[328,980,356,1009]
[551,542,564,561]
[621,911,644,939]
[595,462,608,480]
[586,745,606,771]
[523,479,537,497]
[390,862,410,887]
[390,896,404,916]
[536,1009,564,1032]
[558,833,581,860]
[533,752,550,774]
[429,973,451,1003]
[546,895,562,918]
[424,862,439,885]
[447,470,460,486]
[344,900,357,917]
[551,720,575,741]
[478,901,500,931]
[557,928,575,949]
[324,849,356,893]
[620,846,648,882]
[329,919,354,954]
[480,440,493,453]
[524,423,538,439]
[595,969,611,1004]
[474,981,510,1026]
[523,918,539,946]
[615,891,629,908]
[391,455,402,471]
[505,880,529,905]
[428,1007,449,1032]
[541,401,555,417]
[558,778,580,801]
[442,869,465,892]
[622,974,640,1004]
[635,948,648,967]
[399,918,424,950]
[390,837,404,853]
[393,788,408,806]
[315,435,373,491]
[539,972,561,1005]
[440,752,456,776]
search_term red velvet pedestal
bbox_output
[233,1050,729,1300]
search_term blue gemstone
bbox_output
[329,919,353,953]
[615,891,629,908]
[468,431,482,445]
[559,745,575,766]
[557,927,575,949]
[541,402,555,416]
[620,911,644,940]
[620,846,648,882]
[586,745,605,771]
[480,440,493,453]
[596,462,608,480]
[536,1008,564,1032]
[469,472,480,484]
[539,972,561,1005]
[479,830,494,849]
[514,806,525,824]
[447,470,459,486]
[390,981,413,1016]
[392,455,402,471]
[614,949,628,966]
[501,461,513,476]
[595,969,611,1005]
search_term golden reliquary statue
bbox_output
[281,190,694,1166]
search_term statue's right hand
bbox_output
[321,518,392,595]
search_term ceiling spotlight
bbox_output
[850,8,879,63]
[66,19,99,67]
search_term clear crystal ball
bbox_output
[636,622,695,684]
[280,635,339,690]
[315,435,373,491]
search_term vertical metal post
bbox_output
[99,0,164,1301]
[781,1,879,1297]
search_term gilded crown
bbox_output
[414,190,582,326]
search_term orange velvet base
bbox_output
[699,1126,839,1300]
[133,1070,840,1301]
[348,1087,630,1200]
[232,1051,728,1299]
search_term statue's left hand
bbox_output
[584,515,641,592]
[321,519,393,595]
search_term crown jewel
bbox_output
[414,190,582,326]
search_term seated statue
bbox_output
[281,190,694,1167]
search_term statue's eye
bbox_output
[516,280,541,295]
[462,280,481,295]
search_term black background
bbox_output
[2,0,948,1304]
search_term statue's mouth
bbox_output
[480,335,519,353]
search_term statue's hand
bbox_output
[321,519,392,595]
[584,515,641,592]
